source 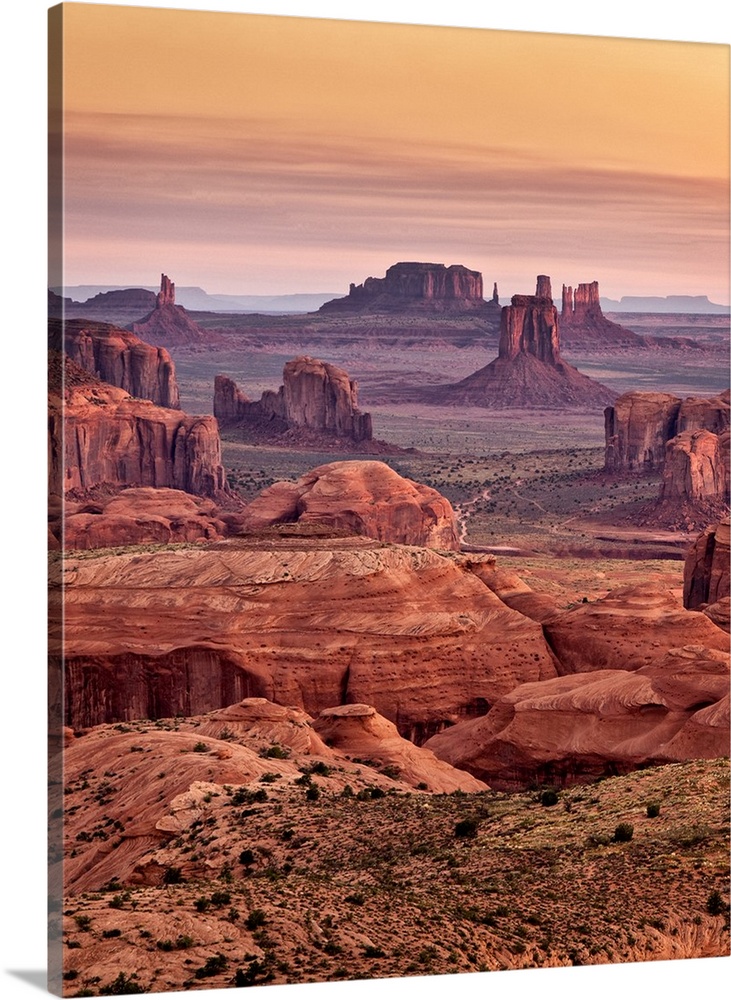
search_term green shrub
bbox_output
[245,909,266,931]
[102,972,145,995]
[195,896,210,913]
[162,866,183,884]
[540,789,559,807]
[613,823,634,843]
[192,742,209,753]
[454,818,478,838]
[305,784,321,801]
[646,802,661,818]
[211,890,231,907]
[194,954,228,979]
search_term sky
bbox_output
[53,2,730,303]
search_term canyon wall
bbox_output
[684,518,730,609]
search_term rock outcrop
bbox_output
[54,487,246,550]
[425,645,730,790]
[49,356,228,498]
[605,390,730,471]
[684,519,730,610]
[59,540,558,735]
[238,460,460,550]
[431,276,616,408]
[53,317,180,409]
[319,262,490,314]
[560,280,652,347]
[131,273,210,347]
[215,357,372,442]
[661,429,730,502]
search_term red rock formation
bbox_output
[661,429,730,502]
[425,645,730,790]
[54,317,180,409]
[215,357,373,443]
[319,261,489,314]
[49,360,228,498]
[54,487,245,550]
[684,519,731,610]
[239,460,459,550]
[313,704,488,793]
[131,273,210,347]
[560,278,645,346]
[433,276,616,408]
[59,539,558,733]
[605,389,730,475]
[542,584,728,675]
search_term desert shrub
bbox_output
[305,784,321,801]
[261,744,290,759]
[259,772,280,784]
[380,765,401,779]
[102,972,145,994]
[211,890,231,907]
[707,890,726,916]
[585,832,612,847]
[195,896,210,913]
[239,849,255,866]
[245,909,267,931]
[363,945,386,958]
[340,785,354,798]
[235,960,271,986]
[613,823,634,843]
[73,915,92,931]
[309,761,332,776]
[416,782,429,791]
[194,954,228,979]
[454,818,478,838]
[668,823,710,847]
[540,789,559,807]
[192,742,209,753]
[63,971,78,981]
[646,801,661,818]
[162,866,183,885]
[345,892,365,905]
[102,929,122,939]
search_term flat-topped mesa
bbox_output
[499,274,560,364]
[53,317,181,409]
[604,389,730,472]
[214,356,372,443]
[319,261,489,313]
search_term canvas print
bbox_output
[48,3,730,997]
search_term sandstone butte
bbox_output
[57,539,560,740]
[59,697,485,895]
[430,275,617,408]
[318,260,493,314]
[51,316,181,409]
[214,356,373,442]
[424,645,729,790]
[604,388,730,472]
[49,353,228,498]
[237,460,459,550]
[559,280,648,347]
[130,273,211,348]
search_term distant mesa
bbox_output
[318,261,494,314]
[238,459,460,550]
[601,293,729,315]
[428,275,617,408]
[213,355,392,446]
[130,273,211,348]
[51,317,181,409]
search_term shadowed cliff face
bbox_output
[684,518,731,611]
[214,356,372,442]
[319,261,489,313]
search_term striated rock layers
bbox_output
[433,276,616,408]
[49,357,228,498]
[425,645,729,790]
[238,460,460,550]
[53,317,180,409]
[319,261,490,314]
[684,519,730,611]
[215,356,372,442]
[54,488,246,551]
[605,390,730,472]
[131,273,210,348]
[58,540,559,736]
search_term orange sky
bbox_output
[56,3,730,301]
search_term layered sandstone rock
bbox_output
[319,261,489,314]
[49,360,228,497]
[239,460,459,549]
[604,390,730,472]
[661,429,730,502]
[434,276,616,408]
[313,704,488,793]
[684,519,731,610]
[425,645,730,790]
[215,357,372,442]
[53,317,180,408]
[131,273,209,347]
[59,539,558,735]
[55,487,245,550]
[560,279,648,346]
[542,584,728,675]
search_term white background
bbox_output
[2,2,729,999]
